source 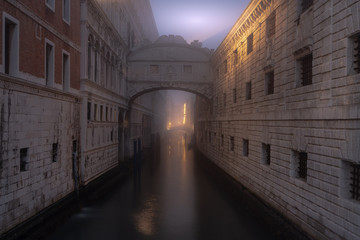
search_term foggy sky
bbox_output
[149,0,251,50]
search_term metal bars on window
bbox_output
[350,164,360,201]
[354,36,360,73]
[298,152,307,179]
[301,54,312,86]
[263,144,271,165]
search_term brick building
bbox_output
[195,0,360,239]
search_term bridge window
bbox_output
[20,148,29,172]
[243,139,249,157]
[52,143,59,162]
[150,65,159,74]
[247,33,253,55]
[262,144,271,165]
[230,136,235,151]
[183,65,192,73]
[265,71,274,95]
[291,150,307,180]
[267,11,276,38]
[297,53,312,87]
[245,82,251,100]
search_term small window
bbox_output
[52,143,58,162]
[63,0,70,23]
[233,49,238,65]
[350,164,360,201]
[87,102,91,120]
[46,0,55,11]
[301,0,313,13]
[230,136,235,151]
[233,88,237,103]
[100,105,103,121]
[262,144,271,165]
[20,148,29,172]
[94,104,98,121]
[247,33,253,55]
[224,60,228,73]
[4,14,19,76]
[150,65,159,74]
[243,139,249,157]
[245,82,252,100]
[184,65,192,73]
[221,134,224,147]
[350,34,360,74]
[267,12,276,38]
[106,107,109,121]
[298,54,312,87]
[292,150,307,180]
[45,40,55,87]
[216,68,219,79]
[265,71,274,95]
[62,51,70,91]
[209,131,211,143]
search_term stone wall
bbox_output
[196,0,360,239]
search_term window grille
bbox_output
[20,148,28,172]
[247,33,253,55]
[265,71,274,95]
[243,139,249,157]
[230,136,235,151]
[350,164,360,201]
[298,152,307,179]
[263,144,271,165]
[246,82,252,100]
[354,35,360,73]
[221,134,224,147]
[52,143,58,162]
[301,54,312,86]
[267,12,276,38]
[233,88,237,103]
[224,60,228,73]
[301,0,313,13]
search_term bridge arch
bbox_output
[127,35,214,105]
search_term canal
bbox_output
[45,131,300,240]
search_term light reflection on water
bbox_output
[132,195,159,236]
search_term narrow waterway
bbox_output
[46,131,280,240]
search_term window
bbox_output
[52,143,58,162]
[184,65,192,73]
[245,82,252,100]
[267,12,276,38]
[350,164,360,201]
[301,0,313,13]
[150,65,159,74]
[265,71,274,95]
[62,51,70,91]
[232,88,237,103]
[46,0,55,11]
[100,105,103,121]
[243,139,249,157]
[298,54,313,86]
[230,136,235,151]
[87,102,91,120]
[216,68,219,79]
[262,144,271,165]
[63,0,70,23]
[3,14,19,76]
[45,40,55,86]
[292,150,307,180]
[224,60,228,73]
[94,104,98,121]
[87,36,93,79]
[20,148,29,172]
[247,33,253,55]
[209,131,211,143]
[221,134,224,147]
[233,49,238,65]
[106,107,108,121]
[351,33,360,74]
[223,93,226,107]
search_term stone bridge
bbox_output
[127,35,213,104]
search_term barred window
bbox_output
[299,54,312,86]
[233,88,237,103]
[247,33,254,55]
[230,136,235,151]
[245,82,252,100]
[301,0,313,13]
[352,34,360,74]
[350,164,360,201]
[262,144,271,165]
[265,71,274,95]
[20,148,29,172]
[267,12,276,38]
[224,60,228,73]
[52,143,58,162]
[243,139,249,157]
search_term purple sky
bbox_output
[149,0,250,50]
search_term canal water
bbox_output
[46,131,280,240]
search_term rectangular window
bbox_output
[45,40,55,86]
[209,131,211,143]
[243,139,249,157]
[94,104,98,121]
[87,102,91,120]
[100,105,103,121]
[245,82,252,100]
[351,34,360,74]
[183,65,192,73]
[4,15,19,75]
[247,33,253,55]
[224,60,228,73]
[230,136,235,151]
[106,107,108,121]
[221,134,224,147]
[301,0,313,13]
[20,148,29,172]
[350,164,360,201]
[262,144,271,165]
[150,65,159,74]
[292,150,307,180]
[216,68,219,79]
[299,54,313,86]
[265,71,274,95]
[233,88,237,103]
[233,49,238,65]
[267,12,276,38]
[63,0,70,23]
[62,51,70,91]
[46,0,55,11]
[52,143,58,162]
[223,93,226,107]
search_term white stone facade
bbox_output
[196,0,360,239]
